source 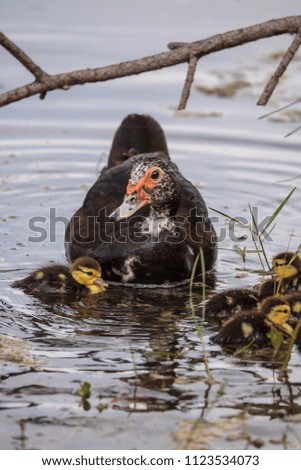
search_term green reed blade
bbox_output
[209,207,245,226]
[262,187,296,233]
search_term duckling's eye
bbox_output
[85,271,93,276]
[150,170,160,180]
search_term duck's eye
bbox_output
[150,169,160,180]
[85,271,93,276]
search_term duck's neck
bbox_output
[141,202,178,236]
[152,193,180,218]
[150,203,173,219]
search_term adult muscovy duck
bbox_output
[65,114,217,284]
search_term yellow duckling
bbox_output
[282,292,301,318]
[211,296,294,346]
[272,251,301,290]
[206,251,301,320]
[11,256,108,296]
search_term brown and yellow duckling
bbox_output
[282,292,301,318]
[211,296,295,346]
[272,251,301,291]
[206,251,301,320]
[11,256,108,296]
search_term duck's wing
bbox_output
[173,171,217,271]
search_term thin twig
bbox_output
[0,15,301,108]
[0,31,49,81]
[178,55,198,110]
[257,27,301,106]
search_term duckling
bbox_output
[11,257,108,296]
[205,287,259,320]
[205,279,285,320]
[282,292,301,318]
[272,251,301,291]
[211,297,294,346]
[206,251,301,320]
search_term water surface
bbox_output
[1,0,301,450]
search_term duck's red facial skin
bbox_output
[126,166,164,203]
[110,163,168,220]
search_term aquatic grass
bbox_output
[275,243,301,296]
[172,249,216,450]
[210,186,296,270]
[75,381,91,411]
[262,187,296,234]
[269,327,285,357]
[248,203,270,271]
[210,187,301,367]
[233,339,256,356]
[282,317,301,371]
[248,187,296,271]
[75,381,91,398]
[129,339,139,383]
[287,243,301,264]
[189,248,213,384]
[210,206,266,270]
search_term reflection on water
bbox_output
[1,0,301,451]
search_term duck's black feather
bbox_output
[104,113,170,171]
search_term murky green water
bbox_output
[1,0,301,450]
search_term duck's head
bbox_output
[111,153,180,220]
[260,296,291,326]
[260,296,295,336]
[272,251,301,281]
[70,257,108,294]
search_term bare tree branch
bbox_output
[1,15,301,108]
[0,31,49,81]
[178,55,198,110]
[257,27,301,106]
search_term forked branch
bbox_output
[1,15,301,109]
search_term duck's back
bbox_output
[104,113,170,170]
